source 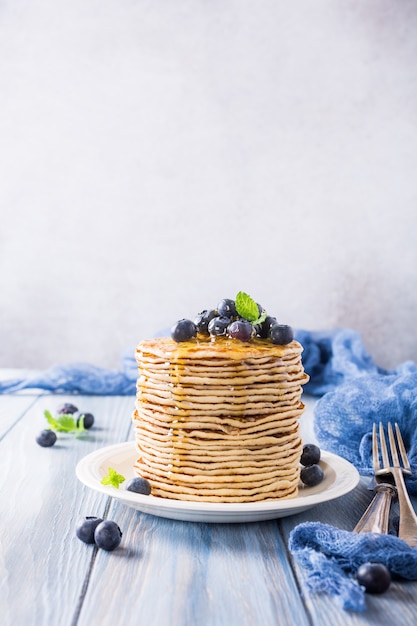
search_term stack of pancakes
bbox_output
[133,336,309,503]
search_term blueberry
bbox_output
[252,323,262,337]
[208,316,230,337]
[94,520,122,551]
[217,299,237,319]
[57,402,78,415]
[126,477,152,495]
[76,412,95,429]
[356,562,391,594]
[258,316,277,339]
[76,516,104,544]
[36,430,57,447]
[300,464,324,487]
[269,323,294,345]
[193,309,218,335]
[300,443,321,466]
[171,319,197,342]
[228,319,252,342]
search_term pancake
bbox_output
[132,334,309,502]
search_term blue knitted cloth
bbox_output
[296,327,391,396]
[289,330,417,611]
[295,327,417,491]
[0,351,137,395]
[289,522,417,611]
[313,360,417,494]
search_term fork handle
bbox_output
[354,483,396,534]
[391,468,417,547]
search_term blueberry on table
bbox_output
[300,443,321,467]
[76,412,95,429]
[94,520,122,551]
[269,324,294,345]
[217,298,237,319]
[194,309,218,335]
[76,516,104,544]
[126,477,152,495]
[208,316,230,337]
[57,402,78,415]
[300,464,324,487]
[228,319,252,342]
[356,562,391,594]
[36,430,57,447]
[171,319,197,342]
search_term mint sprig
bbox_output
[101,467,126,489]
[44,410,86,436]
[235,291,267,325]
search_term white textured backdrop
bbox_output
[1,0,416,370]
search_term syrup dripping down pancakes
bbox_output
[132,336,309,503]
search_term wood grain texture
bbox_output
[77,505,309,626]
[0,394,39,439]
[0,394,135,626]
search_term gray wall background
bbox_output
[1,0,416,371]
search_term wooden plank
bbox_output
[0,394,40,439]
[0,394,135,626]
[77,503,310,626]
[281,479,417,625]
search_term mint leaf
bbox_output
[44,410,61,431]
[255,309,268,326]
[43,410,86,435]
[235,291,259,321]
[235,291,268,326]
[55,415,77,432]
[101,467,126,489]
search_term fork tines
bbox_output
[376,422,412,475]
[375,421,417,546]
[392,423,411,473]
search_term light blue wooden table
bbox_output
[1,376,417,626]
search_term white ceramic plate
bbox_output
[76,442,359,523]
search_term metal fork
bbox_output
[376,422,417,547]
[354,423,396,534]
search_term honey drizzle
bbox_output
[168,341,188,483]
[166,336,269,483]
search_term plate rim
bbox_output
[76,441,360,521]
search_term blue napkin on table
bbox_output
[288,329,417,611]
[289,522,417,611]
[284,327,417,491]
[297,327,391,396]
[0,352,137,395]
[313,360,417,494]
